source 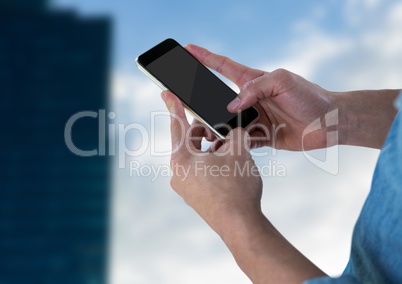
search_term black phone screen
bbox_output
[139,39,258,137]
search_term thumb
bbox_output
[227,75,270,112]
[219,127,251,155]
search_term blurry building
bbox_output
[0,0,111,283]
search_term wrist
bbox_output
[216,204,326,283]
[217,205,277,267]
[330,91,354,146]
[331,89,400,149]
[194,198,264,241]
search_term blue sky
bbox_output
[52,0,402,283]
[53,0,348,70]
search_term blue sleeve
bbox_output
[305,93,402,284]
[304,275,360,284]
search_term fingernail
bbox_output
[161,91,167,101]
[161,92,174,109]
[165,96,175,112]
[228,97,241,110]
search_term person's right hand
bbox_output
[186,44,339,151]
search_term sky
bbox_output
[52,0,402,283]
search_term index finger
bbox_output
[185,44,265,88]
[161,91,190,154]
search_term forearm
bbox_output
[218,208,326,284]
[333,89,400,149]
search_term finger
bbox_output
[248,129,270,149]
[190,119,205,134]
[227,75,267,112]
[217,127,251,155]
[189,120,206,150]
[185,44,264,88]
[161,91,191,154]
[208,139,224,153]
[190,118,217,142]
[228,127,252,152]
[228,69,292,112]
[203,127,216,142]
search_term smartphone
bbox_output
[135,38,259,139]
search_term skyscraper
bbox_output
[0,2,111,283]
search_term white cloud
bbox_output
[267,0,402,91]
[261,31,352,80]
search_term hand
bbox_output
[186,44,339,151]
[186,44,401,150]
[162,90,326,283]
[161,90,263,236]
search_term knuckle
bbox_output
[242,79,257,94]
[241,78,266,101]
[272,68,294,82]
[271,68,296,91]
[273,68,288,76]
[216,56,229,73]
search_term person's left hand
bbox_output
[161,90,263,236]
[161,90,327,283]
